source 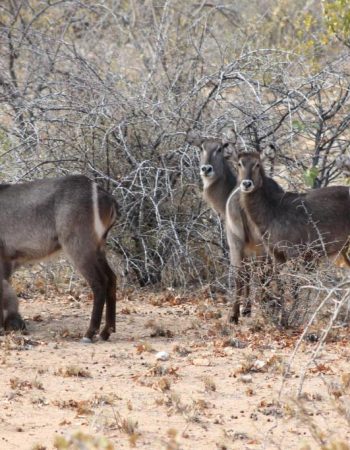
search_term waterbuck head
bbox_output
[235,152,263,193]
[233,146,275,194]
[186,131,234,187]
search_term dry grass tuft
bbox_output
[53,399,93,416]
[112,411,141,448]
[163,393,203,423]
[54,431,114,449]
[135,341,155,354]
[145,319,174,338]
[10,377,44,391]
[154,377,172,392]
[55,365,91,378]
[203,376,216,392]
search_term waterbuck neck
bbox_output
[240,171,280,235]
[203,162,236,217]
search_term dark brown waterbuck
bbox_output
[186,132,283,321]
[235,151,350,265]
[0,175,118,342]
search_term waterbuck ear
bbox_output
[222,127,237,145]
[223,143,234,159]
[186,131,203,147]
[226,147,241,169]
[261,144,276,162]
[336,155,350,177]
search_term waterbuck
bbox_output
[235,151,350,265]
[0,175,118,342]
[186,133,237,218]
[186,132,282,322]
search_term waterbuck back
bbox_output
[236,151,350,263]
[0,175,118,342]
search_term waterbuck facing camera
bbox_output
[0,175,118,342]
[235,151,350,264]
[186,131,236,217]
[186,131,281,323]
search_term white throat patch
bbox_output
[201,175,215,188]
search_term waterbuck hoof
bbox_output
[227,312,239,324]
[81,336,93,344]
[242,308,252,317]
[5,313,26,332]
[99,329,111,341]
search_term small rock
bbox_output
[155,351,169,361]
[192,358,211,366]
[240,374,253,383]
[253,360,266,371]
[227,338,247,349]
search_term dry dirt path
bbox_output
[1,287,350,450]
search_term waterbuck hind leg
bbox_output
[97,253,117,341]
[83,261,108,341]
[65,245,108,341]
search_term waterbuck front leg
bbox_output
[229,264,250,323]
[228,262,245,324]
[1,262,26,332]
[226,230,248,323]
[241,263,252,317]
[3,280,26,331]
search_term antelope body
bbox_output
[0,175,118,342]
[236,152,350,264]
[187,133,282,321]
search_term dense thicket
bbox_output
[0,0,349,289]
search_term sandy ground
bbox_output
[0,284,350,450]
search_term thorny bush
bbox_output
[0,1,349,327]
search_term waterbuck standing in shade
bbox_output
[0,175,119,342]
[235,151,350,265]
[186,132,282,322]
